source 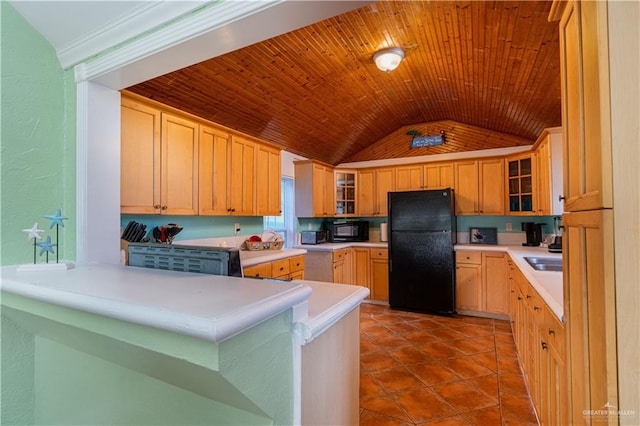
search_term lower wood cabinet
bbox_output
[510,257,568,426]
[243,255,305,280]
[369,249,389,302]
[332,248,353,285]
[455,251,509,316]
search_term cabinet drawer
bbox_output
[289,255,305,272]
[370,248,388,260]
[243,262,272,278]
[333,248,350,262]
[544,305,566,359]
[271,258,290,277]
[456,251,482,264]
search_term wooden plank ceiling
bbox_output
[127,1,561,166]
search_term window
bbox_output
[264,177,295,247]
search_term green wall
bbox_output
[0,2,76,266]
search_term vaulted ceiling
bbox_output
[127,1,562,165]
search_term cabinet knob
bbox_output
[526,295,531,299]
[559,195,566,202]
[154,204,161,209]
[534,306,540,311]
[541,341,548,350]
[517,296,523,300]
[161,205,167,210]
[548,329,555,335]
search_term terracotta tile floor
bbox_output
[359,303,538,425]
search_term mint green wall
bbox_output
[1,314,35,425]
[121,215,265,241]
[456,215,557,234]
[0,2,76,266]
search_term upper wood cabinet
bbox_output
[121,97,161,214]
[555,0,613,212]
[294,161,335,217]
[505,153,534,215]
[255,144,281,216]
[121,96,198,215]
[199,125,229,215]
[358,167,394,216]
[394,164,423,191]
[533,127,564,216]
[423,162,453,190]
[335,171,357,216]
[454,158,504,215]
[228,135,256,216]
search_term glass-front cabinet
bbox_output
[335,171,356,216]
[507,155,534,213]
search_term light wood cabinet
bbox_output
[199,125,229,215]
[556,0,613,213]
[454,158,504,215]
[335,171,356,216]
[121,99,199,215]
[394,164,423,191]
[242,255,305,280]
[533,127,564,216]
[255,144,281,216]
[455,251,482,311]
[423,162,453,189]
[358,168,394,216]
[332,248,353,285]
[294,161,335,217]
[455,251,509,316]
[506,153,534,215]
[370,248,389,302]
[509,259,568,426]
[121,97,161,214]
[353,248,371,292]
[228,135,256,215]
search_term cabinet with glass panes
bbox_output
[335,171,356,216]
[507,155,534,214]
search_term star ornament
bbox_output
[44,209,68,229]
[22,222,44,241]
[36,236,57,256]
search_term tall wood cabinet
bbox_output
[227,135,256,216]
[199,125,229,215]
[550,1,620,424]
[454,159,504,215]
[121,96,199,215]
[255,144,281,216]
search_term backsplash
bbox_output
[120,215,264,242]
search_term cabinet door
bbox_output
[395,165,423,191]
[121,98,161,214]
[424,163,453,189]
[353,248,371,293]
[483,252,510,314]
[199,125,229,215]
[479,158,505,215]
[560,0,612,212]
[357,169,376,216]
[323,166,336,216]
[535,138,552,215]
[332,259,345,284]
[375,168,395,216]
[161,113,199,215]
[311,164,331,217]
[564,210,618,422]
[455,263,482,311]
[371,258,389,302]
[255,144,281,216]
[454,160,479,215]
[228,135,256,215]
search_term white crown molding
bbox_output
[74,0,282,84]
[58,1,208,69]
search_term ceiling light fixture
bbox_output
[372,47,405,72]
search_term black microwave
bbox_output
[331,220,369,242]
[300,230,328,245]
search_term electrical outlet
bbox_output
[234,223,240,235]
[505,222,512,231]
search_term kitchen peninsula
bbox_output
[0,264,368,425]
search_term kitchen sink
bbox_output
[524,257,563,272]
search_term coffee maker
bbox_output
[548,216,563,253]
[522,222,544,247]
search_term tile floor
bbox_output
[359,303,538,425]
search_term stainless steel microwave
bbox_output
[331,220,369,242]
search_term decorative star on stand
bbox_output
[44,208,67,263]
[36,236,57,263]
[44,209,68,228]
[22,222,45,264]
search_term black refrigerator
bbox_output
[388,189,457,315]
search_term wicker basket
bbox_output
[244,239,284,251]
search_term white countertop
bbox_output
[1,263,369,346]
[292,241,388,252]
[1,264,311,343]
[239,248,307,267]
[455,244,564,321]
